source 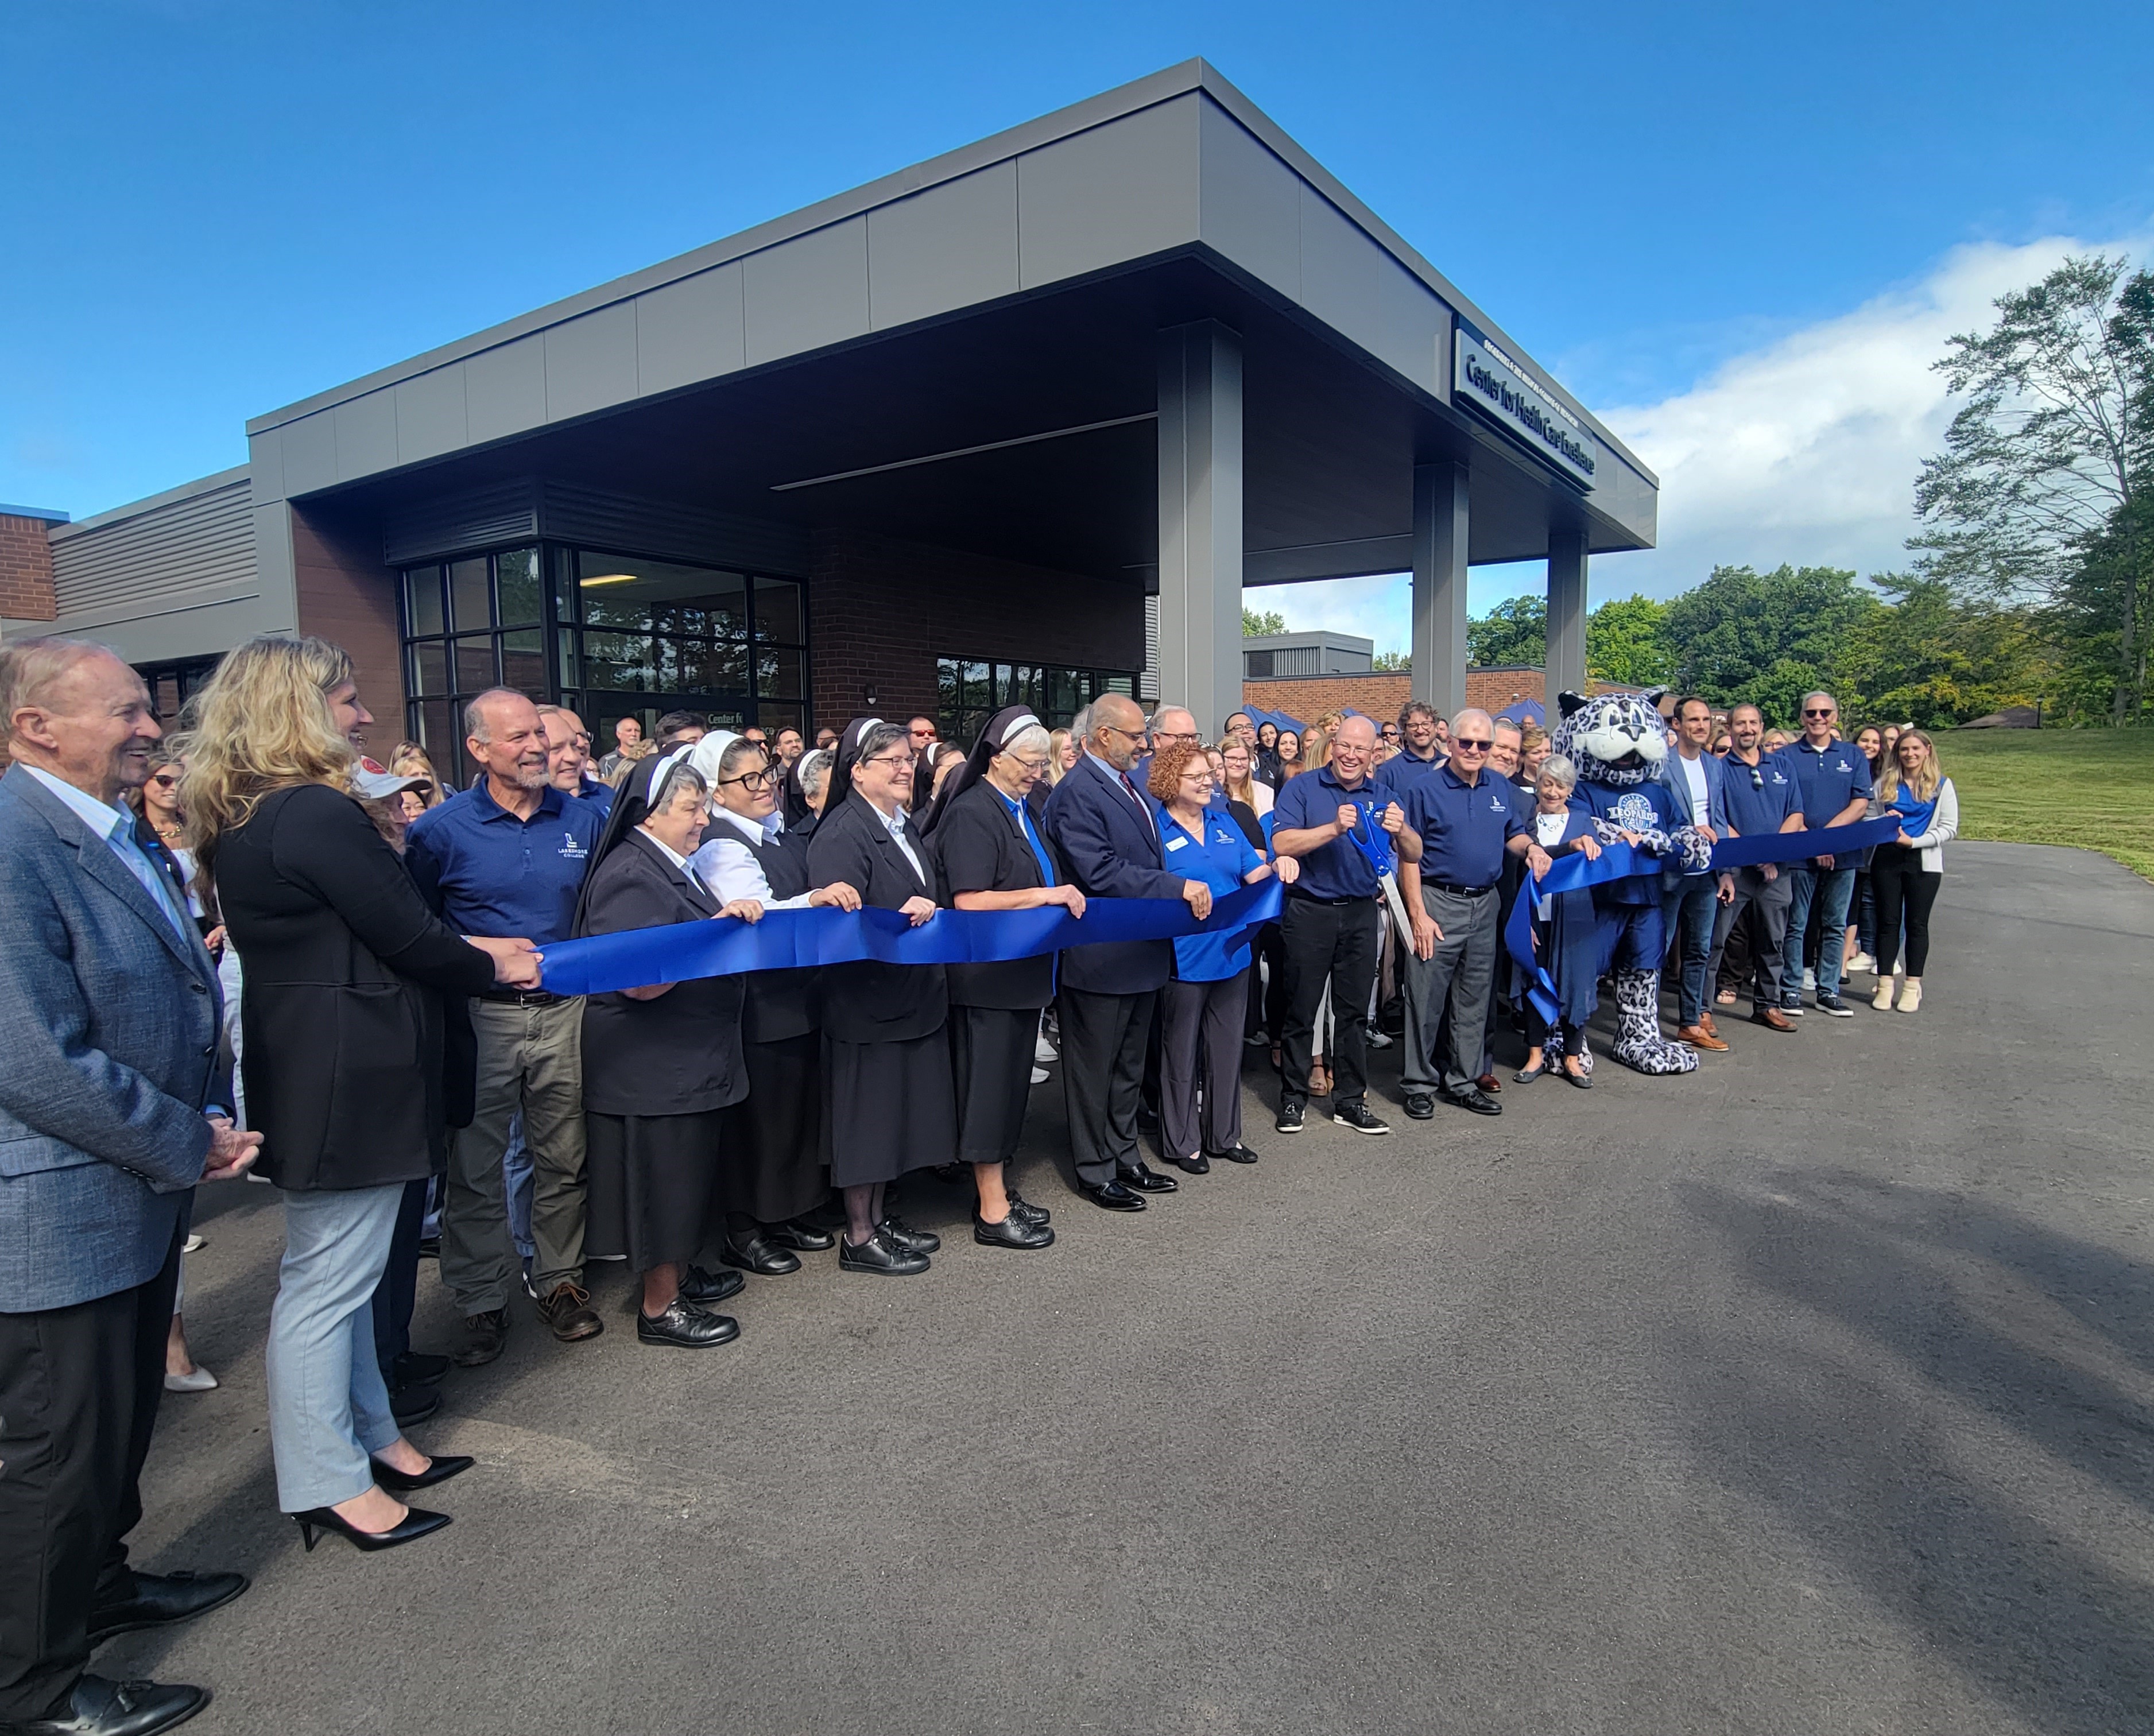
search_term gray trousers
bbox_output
[441,997,587,1315]
[1709,867,1792,1009]
[266,1184,402,1512]
[1161,972,1248,1161]
[1400,885,1498,1095]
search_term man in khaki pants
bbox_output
[406,689,607,1365]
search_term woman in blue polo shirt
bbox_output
[1146,741,1297,1174]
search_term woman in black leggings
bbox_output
[1868,729,1958,1014]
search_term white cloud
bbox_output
[1600,230,2151,596]
[1247,228,2151,641]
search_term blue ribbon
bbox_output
[1501,815,1903,1026]
[538,878,1285,998]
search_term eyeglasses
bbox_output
[863,751,916,770]
[1006,753,1049,773]
[719,768,777,790]
[1452,737,1492,752]
[1803,708,1835,719]
[1099,724,1149,744]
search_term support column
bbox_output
[1546,525,1589,700]
[1410,461,1470,721]
[1156,321,1243,737]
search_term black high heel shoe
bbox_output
[292,1503,451,1553]
[369,1452,475,1492]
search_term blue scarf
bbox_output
[1883,782,1938,840]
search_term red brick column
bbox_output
[0,512,60,621]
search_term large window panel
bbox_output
[582,631,656,691]
[449,558,491,634]
[753,577,803,644]
[495,549,542,627]
[499,630,545,697]
[757,646,806,699]
[409,640,448,698]
[454,637,497,693]
[406,565,445,637]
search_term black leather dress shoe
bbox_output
[719,1232,802,1276]
[1078,1179,1145,1212]
[679,1264,746,1305]
[1005,1191,1051,1226]
[1208,1144,1260,1165]
[87,1571,247,1645]
[1439,1085,1504,1117]
[390,1351,450,1387]
[878,1215,942,1254]
[1403,1093,1436,1120]
[1117,1162,1177,1194]
[388,1385,439,1428]
[452,1308,507,1367]
[4,1673,207,1736]
[636,1298,740,1347]
[1167,1152,1210,1177]
[369,1452,475,1493]
[769,1219,836,1251]
[838,1229,931,1274]
[973,1212,1055,1249]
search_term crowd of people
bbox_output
[0,630,1959,1735]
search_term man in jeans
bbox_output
[407,688,607,1363]
[1775,690,1872,1019]
[1659,696,1735,1051]
[1712,704,1805,1032]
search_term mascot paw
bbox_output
[1611,1035,1700,1075]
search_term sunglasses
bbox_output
[1452,737,1492,751]
[150,774,179,788]
[1803,708,1835,719]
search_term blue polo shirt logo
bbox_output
[559,832,587,859]
[1487,794,1505,813]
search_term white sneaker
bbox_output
[1366,1028,1394,1049]
[1029,1065,1049,1084]
[1033,1033,1057,1065]
[1847,952,1876,975]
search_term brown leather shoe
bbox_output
[1475,1072,1503,1094]
[1750,1005,1795,1033]
[1700,1012,1722,1038]
[1676,1023,1730,1052]
[534,1282,604,1342]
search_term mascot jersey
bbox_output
[1568,777,1686,904]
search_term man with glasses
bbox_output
[1269,715,1419,1136]
[1376,702,1447,799]
[1710,704,1803,1032]
[1041,693,1213,1210]
[1394,709,1548,1119]
[1776,691,1870,1018]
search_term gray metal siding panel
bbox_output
[545,301,639,422]
[280,411,337,497]
[395,365,468,462]
[635,264,745,395]
[1196,99,1300,301]
[380,480,541,566]
[248,427,285,503]
[463,335,547,445]
[538,484,809,574]
[743,218,871,369]
[867,163,1020,331]
[49,478,255,618]
[335,389,398,482]
[1298,184,1446,394]
[1016,96,1202,290]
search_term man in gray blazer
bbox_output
[0,638,261,1736]
[1658,693,1737,1052]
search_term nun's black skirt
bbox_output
[720,1032,828,1223]
[950,1004,1039,1167]
[820,1025,957,1188]
[585,1109,724,1273]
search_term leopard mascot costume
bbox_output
[1545,691,1713,1075]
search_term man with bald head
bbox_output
[1041,692,1214,1210]
[1269,713,1419,1136]
[1396,708,1550,1118]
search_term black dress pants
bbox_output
[0,1224,182,1720]
[1059,986,1157,1187]
[1278,896,1379,1109]
[1869,844,1940,976]
[371,1175,429,1382]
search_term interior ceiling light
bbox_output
[579,574,639,587]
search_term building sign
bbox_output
[1452,324,1597,489]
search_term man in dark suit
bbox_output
[1039,692,1212,1211]
[0,638,261,1736]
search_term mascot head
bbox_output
[1550,691,1668,788]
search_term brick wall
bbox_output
[0,513,59,621]
[808,529,1145,727]
[289,501,405,730]
[1242,666,1637,730]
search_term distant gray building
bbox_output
[1,59,1655,777]
[1242,631,1373,679]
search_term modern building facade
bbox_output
[4,60,1656,781]
[1242,630,1374,679]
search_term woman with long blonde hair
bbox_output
[1866,728,1958,1013]
[185,636,540,1553]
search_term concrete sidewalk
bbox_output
[110,843,2154,1735]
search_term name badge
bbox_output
[1165,835,1188,852]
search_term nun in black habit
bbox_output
[803,718,958,1276]
[574,747,764,1347]
[921,704,1086,1249]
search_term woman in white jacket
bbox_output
[1868,729,1959,1012]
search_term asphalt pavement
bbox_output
[110,842,2154,1736]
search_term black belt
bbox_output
[1426,881,1494,898]
[1286,889,1365,906]
[478,988,564,1007]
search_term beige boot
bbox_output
[1873,974,1897,1012]
[1897,976,1923,1013]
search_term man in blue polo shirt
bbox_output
[1711,703,1804,1031]
[1775,689,1871,1017]
[1374,700,1447,800]
[408,688,607,1365]
[1395,708,1551,1119]
[1269,716,1420,1136]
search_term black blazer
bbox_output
[1040,753,1184,996]
[577,831,747,1117]
[804,792,947,1044]
[214,783,495,1192]
[933,778,1059,1010]
[695,813,818,1045]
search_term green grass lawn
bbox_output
[1940,728,2154,881]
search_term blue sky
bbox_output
[6,0,2150,645]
